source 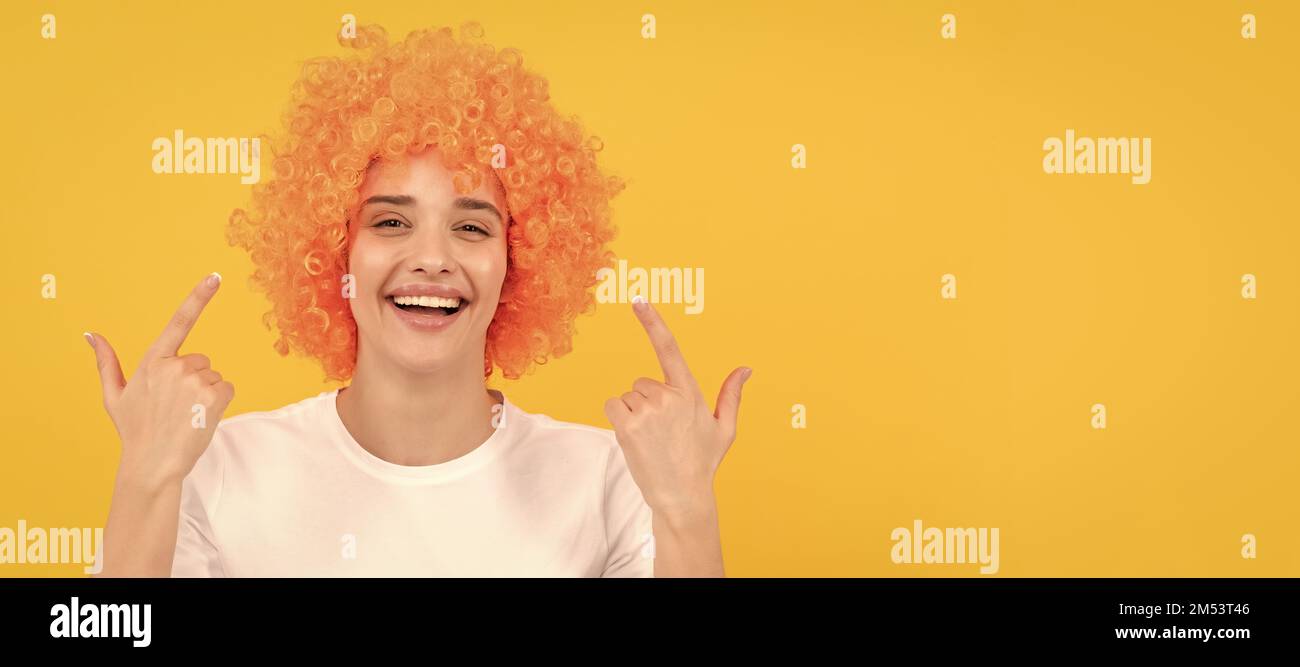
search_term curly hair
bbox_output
[226,22,624,383]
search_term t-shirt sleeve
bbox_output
[170,426,228,578]
[600,439,655,577]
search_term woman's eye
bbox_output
[373,218,406,229]
[458,223,489,235]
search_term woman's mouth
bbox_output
[386,295,467,332]
[390,294,463,315]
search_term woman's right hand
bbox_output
[87,272,235,489]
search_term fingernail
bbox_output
[631,294,646,311]
[83,332,94,348]
[207,272,222,287]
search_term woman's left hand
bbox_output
[603,296,752,520]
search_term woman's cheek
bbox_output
[347,241,385,322]
[465,243,509,305]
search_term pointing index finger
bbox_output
[632,296,698,392]
[144,272,222,361]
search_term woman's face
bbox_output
[347,146,510,375]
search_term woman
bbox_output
[87,23,751,577]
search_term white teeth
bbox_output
[392,295,461,308]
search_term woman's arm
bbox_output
[604,296,751,578]
[652,494,725,577]
[87,273,235,577]
[97,468,184,577]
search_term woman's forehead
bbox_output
[359,148,505,210]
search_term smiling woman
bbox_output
[90,21,746,580]
[226,22,623,383]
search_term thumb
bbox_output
[713,366,752,433]
[86,332,126,406]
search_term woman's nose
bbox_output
[406,227,458,274]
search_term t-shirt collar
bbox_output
[318,387,515,484]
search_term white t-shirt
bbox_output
[171,388,655,577]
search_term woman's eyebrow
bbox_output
[360,194,504,223]
[453,197,504,223]
[361,194,416,207]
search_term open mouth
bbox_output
[386,295,465,316]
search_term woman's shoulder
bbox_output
[217,390,333,429]
[182,391,338,502]
[207,390,336,456]
[505,401,628,469]
[510,401,617,445]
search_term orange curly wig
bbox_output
[226,22,624,383]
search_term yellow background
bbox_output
[2,0,1296,576]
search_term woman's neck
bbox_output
[335,347,500,467]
